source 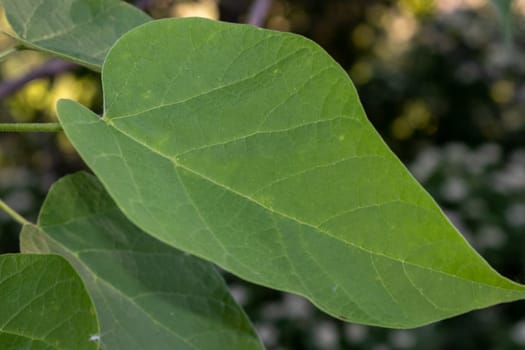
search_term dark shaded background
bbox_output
[1,0,525,349]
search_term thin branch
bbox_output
[0,199,30,226]
[247,0,272,27]
[0,59,77,100]
[0,122,62,132]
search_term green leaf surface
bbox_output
[20,172,263,350]
[57,18,525,328]
[0,253,98,350]
[2,0,150,70]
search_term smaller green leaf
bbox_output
[2,0,150,70]
[0,253,99,350]
[21,172,263,350]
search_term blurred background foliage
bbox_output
[0,0,525,349]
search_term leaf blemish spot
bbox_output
[89,334,100,342]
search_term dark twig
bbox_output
[135,0,153,11]
[247,0,272,27]
[0,59,77,100]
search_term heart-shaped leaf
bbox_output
[0,253,98,349]
[20,172,263,350]
[57,18,525,328]
[2,0,150,70]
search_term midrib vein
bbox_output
[105,121,525,295]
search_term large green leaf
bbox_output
[20,172,263,350]
[57,18,525,328]
[2,0,150,70]
[0,253,98,349]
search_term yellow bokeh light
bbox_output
[6,71,99,123]
[386,11,418,44]
[47,73,98,116]
[352,24,375,49]
[405,100,432,129]
[392,100,433,140]
[172,0,219,19]
[392,117,413,139]
[7,78,49,122]
[22,78,50,110]
[490,80,515,104]
[349,61,373,85]
[1,51,47,79]
[399,0,435,16]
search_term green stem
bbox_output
[0,123,62,132]
[0,46,19,61]
[0,199,30,226]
